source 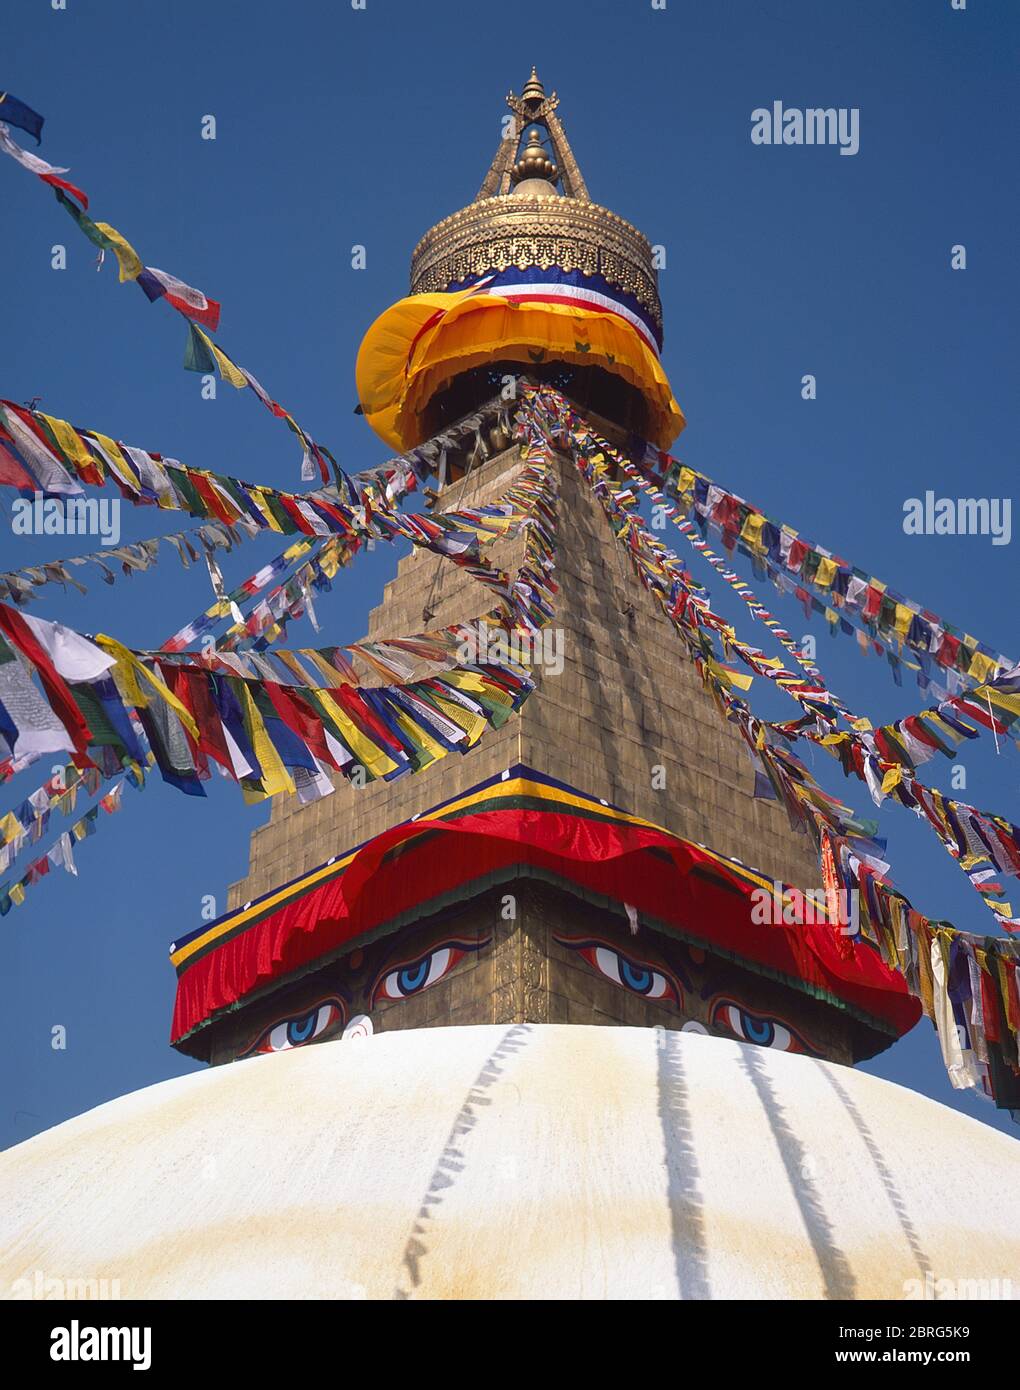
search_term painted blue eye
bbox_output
[374,939,490,1005]
[621,959,653,993]
[582,945,678,1002]
[712,1001,806,1053]
[376,946,461,1002]
[743,1015,775,1046]
[287,1011,319,1044]
[245,999,346,1056]
[398,959,430,994]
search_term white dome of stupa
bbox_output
[2,1024,1018,1300]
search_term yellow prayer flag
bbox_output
[191,325,248,389]
[984,686,1020,718]
[237,684,295,799]
[881,765,904,794]
[894,604,913,638]
[967,649,997,683]
[929,712,966,743]
[429,694,486,746]
[327,704,400,779]
[814,556,838,589]
[211,342,249,390]
[40,414,100,475]
[93,222,143,282]
[740,512,765,550]
[248,488,284,532]
[392,709,446,769]
[675,467,696,499]
[90,432,139,491]
[707,659,754,692]
[93,635,199,738]
[318,541,343,580]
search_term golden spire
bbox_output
[412,73,661,341]
[474,68,590,203]
[520,66,546,105]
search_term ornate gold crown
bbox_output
[407,70,663,334]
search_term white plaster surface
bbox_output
[2,1024,1018,1300]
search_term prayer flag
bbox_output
[0,92,43,143]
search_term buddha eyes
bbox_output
[556,936,682,1006]
[710,999,813,1054]
[372,938,489,1004]
[243,998,346,1057]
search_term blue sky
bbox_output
[1,0,1017,1145]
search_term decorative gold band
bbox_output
[409,196,662,329]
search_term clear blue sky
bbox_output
[2,0,1017,1145]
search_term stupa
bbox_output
[167,70,918,1069]
[3,72,1018,1302]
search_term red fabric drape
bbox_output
[171,806,920,1045]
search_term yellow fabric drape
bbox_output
[356,291,685,452]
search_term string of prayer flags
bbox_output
[0,518,248,606]
[0,394,510,541]
[0,439,556,813]
[160,452,557,675]
[182,323,253,389]
[0,761,101,875]
[0,399,368,536]
[180,326,330,482]
[0,108,325,448]
[0,423,556,881]
[0,401,539,569]
[874,662,1020,770]
[520,384,1020,1109]
[280,455,558,689]
[537,384,1020,931]
[602,440,882,734]
[0,787,128,918]
[640,442,1011,689]
[159,536,324,654]
[0,121,88,206]
[215,541,343,653]
[0,602,538,809]
[1,109,219,317]
[530,385,993,937]
[2,96,515,494]
[155,459,554,657]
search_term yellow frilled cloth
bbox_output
[355,288,685,451]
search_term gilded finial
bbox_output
[521,67,546,105]
[510,128,559,187]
